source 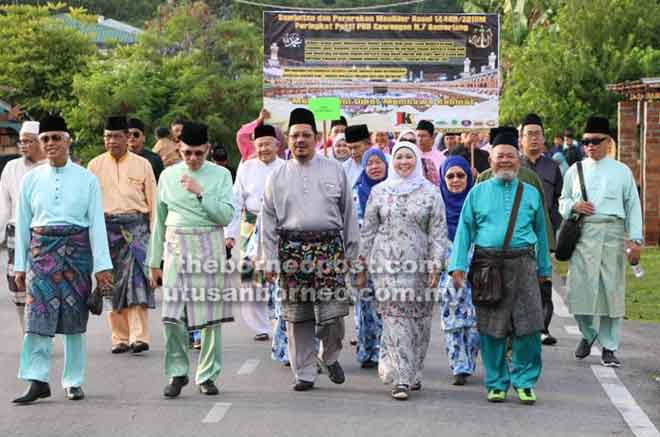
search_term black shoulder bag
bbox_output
[555,162,587,261]
[468,180,524,306]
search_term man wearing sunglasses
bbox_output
[520,113,563,347]
[148,122,235,398]
[127,118,164,181]
[12,114,113,403]
[560,116,642,368]
[0,121,47,335]
[88,116,157,355]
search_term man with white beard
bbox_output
[449,127,551,405]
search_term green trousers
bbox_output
[480,332,542,391]
[163,321,222,384]
[575,315,621,351]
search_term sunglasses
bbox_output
[182,150,206,157]
[39,134,65,143]
[582,137,607,146]
[445,172,467,180]
[130,131,142,139]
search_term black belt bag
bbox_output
[468,181,524,307]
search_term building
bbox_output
[55,14,143,50]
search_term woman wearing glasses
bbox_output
[438,156,479,386]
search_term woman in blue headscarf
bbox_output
[352,147,388,368]
[439,155,480,386]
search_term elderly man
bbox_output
[520,113,563,346]
[126,118,164,181]
[0,121,46,334]
[259,108,359,391]
[416,120,445,171]
[12,115,113,403]
[450,127,551,405]
[343,124,371,187]
[148,122,234,398]
[236,108,286,161]
[88,116,157,354]
[226,124,285,341]
[560,116,642,367]
[372,131,391,155]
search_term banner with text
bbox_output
[263,12,500,131]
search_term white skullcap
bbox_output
[20,121,40,136]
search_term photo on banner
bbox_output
[263,12,500,131]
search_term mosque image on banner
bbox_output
[263,12,500,131]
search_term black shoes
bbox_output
[131,341,149,354]
[360,361,378,369]
[453,373,469,386]
[293,380,315,391]
[112,343,130,354]
[199,380,219,395]
[325,361,345,384]
[541,332,558,346]
[12,381,51,404]
[410,381,422,391]
[64,387,85,401]
[164,375,189,398]
[575,336,598,359]
[601,349,622,367]
[253,333,269,341]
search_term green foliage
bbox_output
[68,1,263,165]
[499,0,660,135]
[0,3,96,119]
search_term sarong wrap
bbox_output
[239,210,257,283]
[25,225,93,336]
[277,229,349,325]
[5,223,25,304]
[162,226,233,330]
[105,213,155,311]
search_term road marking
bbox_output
[202,402,232,423]
[552,287,570,317]
[237,359,260,375]
[564,325,601,354]
[592,366,660,437]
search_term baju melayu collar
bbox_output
[342,157,363,188]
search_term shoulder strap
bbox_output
[577,161,588,202]
[503,180,524,251]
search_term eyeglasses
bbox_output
[523,130,544,138]
[582,137,607,146]
[18,139,36,146]
[445,172,467,180]
[129,131,142,139]
[182,150,205,157]
[39,134,65,143]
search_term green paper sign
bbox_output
[308,97,341,121]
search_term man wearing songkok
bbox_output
[0,121,46,334]
[226,123,285,341]
[520,113,563,346]
[88,116,157,354]
[416,120,445,170]
[560,116,642,368]
[126,117,164,181]
[148,121,235,398]
[449,127,551,405]
[12,115,113,403]
[259,108,359,391]
[235,108,286,161]
[343,124,371,187]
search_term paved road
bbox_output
[0,248,658,437]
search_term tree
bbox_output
[499,0,660,135]
[69,0,263,165]
[0,4,97,119]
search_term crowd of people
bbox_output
[0,105,643,406]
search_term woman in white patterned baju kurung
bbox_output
[358,141,448,400]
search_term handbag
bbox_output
[555,162,587,261]
[468,180,523,306]
[87,286,104,315]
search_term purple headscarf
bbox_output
[355,147,388,218]
[440,155,474,241]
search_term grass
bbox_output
[554,247,660,323]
